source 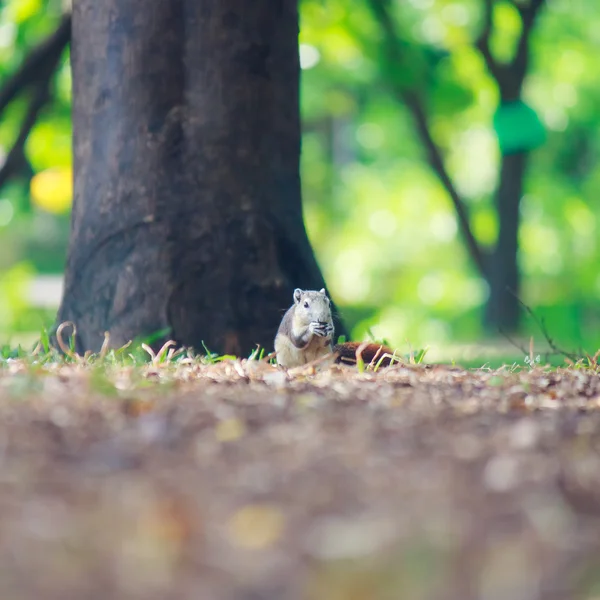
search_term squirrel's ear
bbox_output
[293,288,303,304]
[319,288,326,295]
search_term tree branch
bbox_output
[511,0,545,86]
[0,78,51,189]
[0,15,71,188]
[0,14,71,117]
[476,0,504,84]
[476,0,546,100]
[365,0,488,280]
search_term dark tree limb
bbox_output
[510,0,545,89]
[477,0,546,100]
[0,14,71,116]
[0,14,70,187]
[476,0,504,84]
[365,0,489,280]
[0,75,51,188]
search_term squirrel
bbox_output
[274,288,397,369]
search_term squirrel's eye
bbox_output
[303,301,309,308]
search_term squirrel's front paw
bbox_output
[309,321,329,337]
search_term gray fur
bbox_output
[274,288,334,368]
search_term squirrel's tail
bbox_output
[333,342,399,368]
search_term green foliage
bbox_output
[1,0,600,365]
[299,0,600,358]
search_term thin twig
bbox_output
[99,332,111,360]
[498,326,529,357]
[503,289,580,362]
[365,0,488,280]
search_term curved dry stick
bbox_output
[99,331,111,360]
[55,321,79,360]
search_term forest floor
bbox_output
[1,349,600,600]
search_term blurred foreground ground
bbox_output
[1,358,600,599]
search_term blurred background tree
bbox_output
[0,0,599,362]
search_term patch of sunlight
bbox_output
[420,15,445,45]
[356,123,384,150]
[300,0,345,38]
[332,248,371,304]
[520,223,563,275]
[524,75,574,133]
[4,0,42,23]
[443,24,471,50]
[553,82,578,109]
[27,121,72,169]
[429,212,457,243]
[566,198,595,257]
[0,262,35,329]
[520,194,543,220]
[463,277,489,307]
[477,86,500,114]
[417,272,486,311]
[441,3,470,27]
[55,60,72,102]
[555,49,586,82]
[368,209,397,239]
[490,1,522,63]
[0,198,13,226]
[438,3,472,49]
[320,25,363,70]
[472,209,497,246]
[541,107,568,132]
[30,167,72,214]
[418,274,445,306]
[566,198,595,236]
[371,307,409,346]
[0,22,16,49]
[364,323,388,344]
[451,46,487,84]
[408,0,434,9]
[573,233,595,258]
[27,275,63,308]
[419,319,451,344]
[451,126,498,199]
[430,115,455,148]
[299,44,320,70]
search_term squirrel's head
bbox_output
[293,288,332,324]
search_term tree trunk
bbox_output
[57,0,340,355]
[484,152,528,332]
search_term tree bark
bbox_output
[484,151,528,331]
[57,0,339,355]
